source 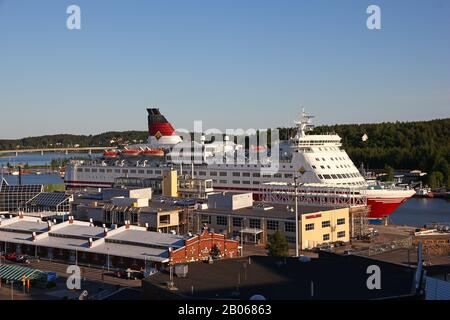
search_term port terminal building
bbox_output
[0,215,239,271]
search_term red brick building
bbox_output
[170,229,239,265]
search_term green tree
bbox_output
[381,165,394,182]
[428,171,444,189]
[266,231,289,257]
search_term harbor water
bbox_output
[389,197,450,227]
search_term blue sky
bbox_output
[0,0,449,138]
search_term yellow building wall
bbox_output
[300,207,350,250]
[162,169,178,197]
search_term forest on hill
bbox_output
[1,118,449,187]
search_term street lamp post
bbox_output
[294,176,299,257]
[293,173,306,257]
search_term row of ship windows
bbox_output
[312,164,353,170]
[77,167,295,179]
[318,173,360,180]
[212,164,294,169]
[78,168,162,175]
[199,171,293,179]
[314,156,349,162]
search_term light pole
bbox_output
[240,218,246,257]
[294,176,299,257]
[107,248,110,271]
[293,172,306,257]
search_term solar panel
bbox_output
[1,184,43,193]
[28,192,71,207]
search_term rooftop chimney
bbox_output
[69,216,74,224]
[32,232,37,242]
[104,227,108,237]
[89,218,94,227]
[125,220,130,229]
[88,238,93,248]
[19,211,24,219]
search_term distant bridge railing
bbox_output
[0,147,117,156]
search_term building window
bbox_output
[219,172,227,176]
[337,218,345,225]
[232,172,240,177]
[305,223,315,231]
[242,172,250,177]
[284,173,293,178]
[201,215,211,224]
[216,215,228,226]
[147,170,153,174]
[199,171,206,176]
[285,222,296,233]
[286,236,296,244]
[138,170,145,174]
[252,181,260,185]
[252,173,260,177]
[249,219,261,229]
[159,215,170,225]
[337,231,346,238]
[130,170,136,174]
[242,181,251,184]
[122,169,128,174]
[267,220,279,231]
[232,180,241,184]
[210,171,217,176]
[323,234,330,241]
[322,220,331,228]
[232,217,243,227]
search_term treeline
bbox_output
[0,131,148,150]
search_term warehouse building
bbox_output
[0,215,238,271]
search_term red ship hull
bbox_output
[366,197,410,218]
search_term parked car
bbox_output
[3,252,17,261]
[115,269,144,280]
[333,241,346,247]
[16,255,39,264]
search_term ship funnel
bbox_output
[147,107,176,137]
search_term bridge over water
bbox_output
[0,147,117,156]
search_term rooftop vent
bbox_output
[253,203,274,211]
[175,264,188,278]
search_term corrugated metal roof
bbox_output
[0,264,47,282]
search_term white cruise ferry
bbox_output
[65,108,415,218]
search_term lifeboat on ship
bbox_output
[121,147,143,157]
[142,147,165,157]
[250,145,267,152]
[103,150,119,158]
